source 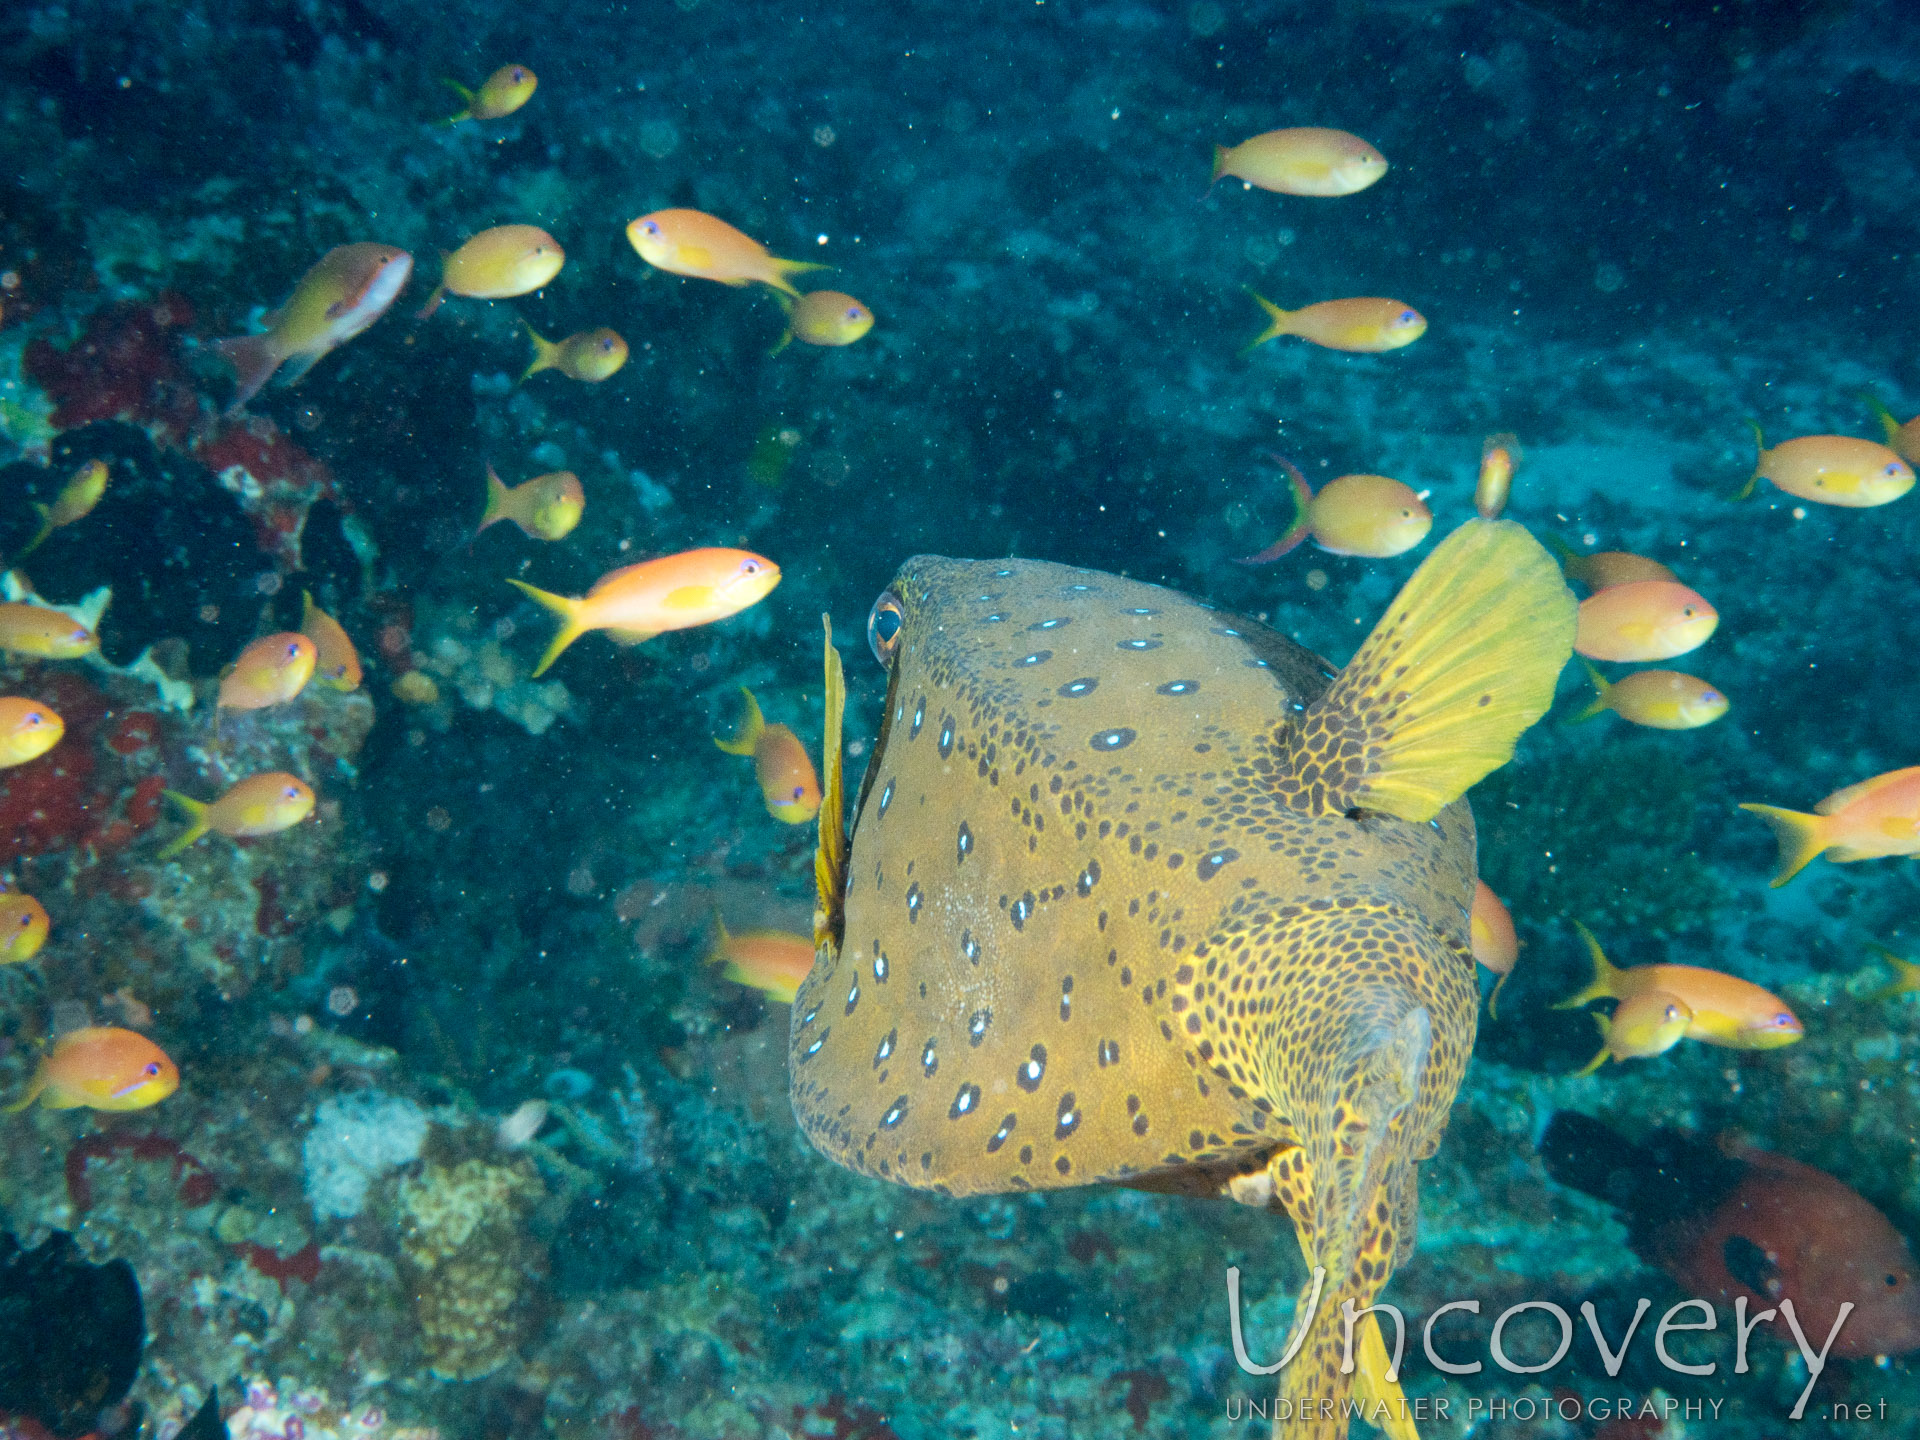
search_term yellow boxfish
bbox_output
[214,243,413,411]
[794,516,1577,1440]
[714,687,821,823]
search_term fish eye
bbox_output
[16,914,29,927]
[791,785,805,800]
[1681,606,1696,617]
[143,1062,159,1077]
[868,591,906,667]
[283,786,302,800]
[847,307,864,321]
[1889,1274,1901,1287]
[21,712,39,726]
[600,338,616,351]
[1397,310,1417,324]
[640,220,660,236]
[739,559,761,575]
[1887,464,1903,476]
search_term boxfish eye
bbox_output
[868,591,906,667]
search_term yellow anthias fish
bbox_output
[301,592,362,691]
[1470,879,1518,1017]
[1570,661,1727,730]
[0,891,49,963]
[507,547,781,677]
[477,467,583,541]
[1237,456,1431,562]
[420,226,565,318]
[772,291,874,355]
[0,603,95,660]
[714,687,821,824]
[1476,434,1517,520]
[708,914,815,1004]
[214,243,414,411]
[1737,424,1914,508]
[17,459,107,559]
[1740,767,1920,887]
[521,324,628,384]
[1574,580,1717,662]
[0,697,62,768]
[1863,393,1920,466]
[443,63,536,123]
[3,1026,178,1113]
[1575,988,1694,1075]
[218,632,317,710]
[1558,921,1802,1050]
[1245,292,1427,353]
[1210,127,1388,197]
[159,772,316,859]
[626,209,827,298]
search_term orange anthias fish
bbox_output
[1245,292,1426,353]
[1236,455,1431,562]
[17,458,108,559]
[521,324,628,383]
[625,209,827,297]
[218,632,317,709]
[215,243,413,411]
[773,291,874,354]
[301,592,362,691]
[0,696,62,768]
[1740,767,1920,887]
[1470,879,1518,1016]
[0,891,49,963]
[159,772,316,859]
[1546,536,1678,591]
[477,467,583,541]
[507,547,782,677]
[1571,661,1727,730]
[1863,393,1920,466]
[1574,580,1717,661]
[1576,988,1693,1075]
[708,915,815,1004]
[714,687,821,824]
[420,225,565,317]
[1738,425,1914,508]
[0,604,95,660]
[1475,434,1517,520]
[443,63,537,123]
[1557,921,1802,1050]
[3,1027,179,1113]
[1209,128,1388,197]
[1544,1112,1920,1360]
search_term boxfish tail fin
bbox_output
[813,613,849,955]
[156,792,210,860]
[1567,658,1612,723]
[1737,801,1829,887]
[213,333,283,414]
[1235,453,1313,564]
[477,466,511,535]
[767,257,832,299]
[1555,920,1623,1009]
[714,687,767,756]
[1352,1311,1420,1440]
[504,578,588,677]
[1861,390,1901,445]
[1295,518,1575,823]
[1732,420,1765,501]
[519,323,559,383]
[1242,290,1292,353]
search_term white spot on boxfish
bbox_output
[1214,626,1242,637]
[1030,617,1070,631]
[1011,892,1034,928]
[1117,638,1161,651]
[800,1006,820,1028]
[905,883,923,922]
[988,1114,1017,1152]
[1017,1044,1046,1091]
[1098,1039,1120,1067]
[1090,728,1136,751]
[1016,651,1052,666]
[983,612,1008,623]
[1196,848,1240,881]
[845,978,860,1014]
[911,697,925,738]
[1122,607,1158,616]
[922,1040,938,1076]
[1245,659,1271,669]
[803,1027,829,1058]
[879,779,894,815]
[882,1096,909,1128]
[873,950,890,982]
[969,1009,991,1045]
[994,568,1014,577]
[939,718,954,757]
[950,1083,980,1118]
[1058,678,1098,698]
[1059,976,1073,1022]
[957,822,973,862]
[1156,680,1198,696]
[1055,1094,1080,1138]
[962,929,980,964]
[874,1029,896,1067]
[1077,860,1101,896]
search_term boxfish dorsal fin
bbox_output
[812,613,849,956]
[1286,518,1575,822]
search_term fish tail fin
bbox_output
[477,465,510,534]
[1861,391,1901,445]
[1567,658,1612,723]
[416,277,449,321]
[519,323,558,383]
[14,505,53,561]
[1241,290,1291,353]
[1555,920,1623,1009]
[1352,1311,1420,1440]
[213,333,283,413]
[1733,419,1765,501]
[768,257,831,298]
[1486,967,1511,1020]
[157,792,211,859]
[1234,453,1313,564]
[440,78,475,124]
[706,908,732,966]
[1210,144,1231,188]
[1,1075,43,1115]
[714,687,767,756]
[1737,802,1830,887]
[505,578,589,677]
[769,328,794,358]
[1573,1033,1611,1078]
[1292,518,1576,823]
[813,614,849,955]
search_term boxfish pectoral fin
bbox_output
[1287,518,1576,823]
[812,613,848,955]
